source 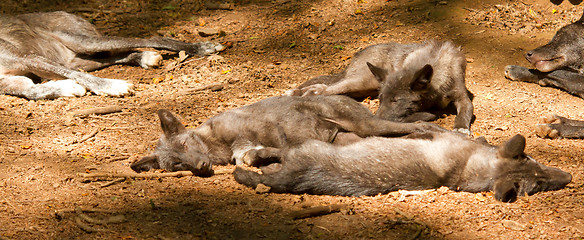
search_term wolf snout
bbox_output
[550,168,573,189]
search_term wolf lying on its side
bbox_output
[131,95,445,176]
[287,40,474,133]
[0,11,224,100]
[234,131,572,202]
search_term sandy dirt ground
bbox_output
[1,0,583,239]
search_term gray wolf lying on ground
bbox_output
[0,11,224,100]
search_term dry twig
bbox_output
[291,204,347,219]
[72,106,122,118]
[178,83,224,95]
[100,178,126,188]
[75,207,126,225]
[78,168,233,179]
[69,128,100,145]
[75,217,106,233]
[55,207,116,219]
[104,156,130,163]
[79,171,193,179]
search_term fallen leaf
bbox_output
[340,56,352,61]
[355,9,363,15]
[222,69,232,74]
[21,145,32,149]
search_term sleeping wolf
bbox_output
[0,11,224,100]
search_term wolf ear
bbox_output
[493,178,519,203]
[130,154,160,173]
[366,62,388,83]
[498,134,526,159]
[411,64,433,91]
[157,109,186,137]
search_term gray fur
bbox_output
[234,132,572,202]
[505,10,584,138]
[287,40,473,131]
[131,95,445,176]
[505,10,584,98]
[0,11,224,100]
[535,114,584,139]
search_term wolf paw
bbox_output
[535,124,560,139]
[89,78,134,97]
[195,41,226,56]
[453,128,472,137]
[541,114,562,124]
[139,51,163,69]
[301,84,328,96]
[504,65,539,83]
[46,80,86,97]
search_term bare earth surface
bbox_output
[1,0,584,239]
